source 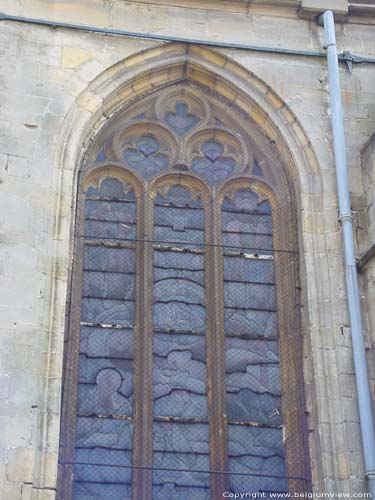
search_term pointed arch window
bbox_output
[58,85,310,499]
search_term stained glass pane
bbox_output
[152,185,210,499]
[222,188,287,495]
[192,140,236,184]
[165,101,199,135]
[73,177,136,499]
[124,135,169,178]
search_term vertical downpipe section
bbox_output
[320,10,375,497]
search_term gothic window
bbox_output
[58,85,310,499]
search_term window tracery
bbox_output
[58,84,310,500]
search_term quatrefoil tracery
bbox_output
[88,85,273,189]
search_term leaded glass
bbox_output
[222,188,287,495]
[73,177,136,499]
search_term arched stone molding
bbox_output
[37,42,348,496]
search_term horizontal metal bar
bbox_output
[82,268,136,276]
[81,295,135,302]
[224,304,277,313]
[224,251,274,259]
[80,321,134,329]
[59,460,310,481]
[225,333,279,340]
[86,196,136,203]
[78,353,133,363]
[153,244,205,254]
[154,264,204,272]
[0,11,374,64]
[82,234,293,253]
[83,238,136,250]
[153,326,205,335]
[155,202,203,210]
[223,278,276,285]
[85,217,137,225]
[154,298,204,306]
[75,411,283,431]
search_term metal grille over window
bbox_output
[222,189,286,494]
[74,178,136,500]
[152,185,210,499]
[58,84,311,500]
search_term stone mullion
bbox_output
[57,183,86,500]
[206,195,229,498]
[132,187,154,500]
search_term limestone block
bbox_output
[31,489,56,500]
[341,396,360,422]
[0,416,32,449]
[0,373,10,399]
[344,421,363,453]
[8,371,41,411]
[6,446,35,482]
[45,378,62,414]
[27,350,47,374]
[62,46,91,69]
[6,155,30,179]
[0,483,22,500]
[21,483,33,500]
[74,59,106,84]
[0,25,18,57]
[14,325,48,349]
[20,0,111,27]
[300,0,348,18]
[46,352,63,379]
[35,449,59,489]
[17,38,61,68]
[348,451,365,478]
[1,349,28,373]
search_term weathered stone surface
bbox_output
[0,0,374,498]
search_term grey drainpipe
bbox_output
[319,10,375,497]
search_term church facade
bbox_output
[0,0,375,498]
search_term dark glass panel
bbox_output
[228,425,286,494]
[81,297,135,325]
[75,417,133,449]
[74,419,134,499]
[224,308,277,339]
[83,246,135,273]
[94,148,106,163]
[79,326,134,360]
[222,189,271,214]
[253,159,263,177]
[192,140,236,184]
[152,184,209,497]
[86,178,135,199]
[224,282,276,310]
[224,256,275,284]
[82,271,135,300]
[165,101,199,135]
[73,178,136,498]
[154,334,207,418]
[74,482,131,500]
[153,422,210,499]
[222,188,286,492]
[124,135,169,178]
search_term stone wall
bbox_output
[360,135,375,438]
[0,1,374,498]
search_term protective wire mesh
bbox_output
[59,176,310,500]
